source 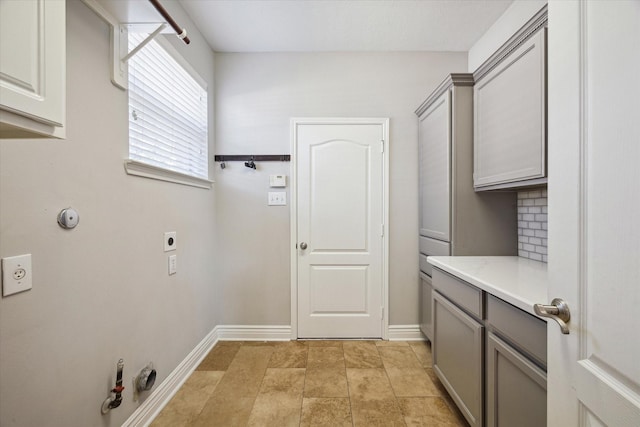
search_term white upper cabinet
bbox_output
[473,8,547,190]
[0,0,65,138]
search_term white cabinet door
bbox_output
[418,91,451,241]
[547,1,640,426]
[474,29,546,189]
[0,0,65,126]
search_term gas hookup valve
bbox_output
[101,359,125,415]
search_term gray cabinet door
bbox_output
[433,291,483,427]
[474,29,546,189]
[418,90,451,241]
[420,273,433,341]
[486,332,546,427]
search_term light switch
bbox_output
[168,255,177,275]
[268,192,287,206]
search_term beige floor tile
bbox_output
[300,398,353,427]
[260,368,306,396]
[424,368,447,396]
[196,341,242,371]
[247,394,303,427]
[211,345,275,398]
[305,340,345,347]
[351,398,406,426]
[305,368,349,397]
[346,368,396,401]
[375,340,410,347]
[241,340,278,346]
[268,343,308,368]
[408,341,433,368]
[344,341,384,368]
[379,346,424,370]
[193,395,256,427]
[386,367,440,397]
[307,346,345,369]
[398,397,466,426]
[150,371,224,427]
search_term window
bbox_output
[125,32,210,188]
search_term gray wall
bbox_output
[214,52,467,326]
[0,2,217,426]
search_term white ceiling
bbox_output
[178,0,514,53]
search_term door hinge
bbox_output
[381,306,385,319]
[381,224,384,237]
[381,140,385,153]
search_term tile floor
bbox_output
[151,340,468,426]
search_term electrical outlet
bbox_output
[2,254,32,297]
[164,232,176,252]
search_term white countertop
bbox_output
[427,256,548,317]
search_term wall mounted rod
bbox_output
[214,155,291,162]
[148,0,191,44]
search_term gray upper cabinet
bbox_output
[473,7,548,190]
[416,74,517,255]
[418,90,451,241]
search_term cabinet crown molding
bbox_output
[473,4,548,82]
[415,73,474,116]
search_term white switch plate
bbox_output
[2,254,33,297]
[164,232,176,252]
[268,192,287,206]
[168,255,177,275]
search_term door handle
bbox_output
[533,298,571,334]
[299,242,308,250]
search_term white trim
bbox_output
[388,325,426,341]
[121,327,220,427]
[215,325,292,341]
[289,118,390,340]
[124,160,213,189]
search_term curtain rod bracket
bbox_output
[121,23,167,63]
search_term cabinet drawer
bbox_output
[419,237,450,276]
[419,254,431,276]
[487,294,547,367]
[432,268,483,319]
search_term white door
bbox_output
[292,118,388,339]
[547,1,640,425]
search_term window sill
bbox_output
[124,160,213,189]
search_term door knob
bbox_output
[533,298,571,334]
[299,242,307,250]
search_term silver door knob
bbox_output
[533,298,571,334]
[299,242,307,250]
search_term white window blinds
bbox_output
[128,33,208,180]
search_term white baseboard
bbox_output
[121,327,220,427]
[387,324,426,341]
[216,324,292,341]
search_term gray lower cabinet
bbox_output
[433,291,484,427]
[486,332,547,427]
[432,268,547,427]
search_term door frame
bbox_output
[289,117,390,340]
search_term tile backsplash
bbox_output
[518,190,548,262]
